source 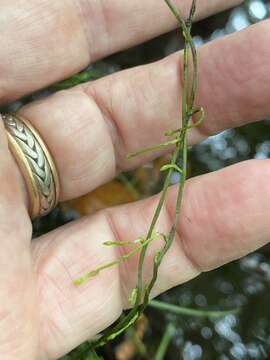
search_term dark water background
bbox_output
[4,1,270,359]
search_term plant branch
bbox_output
[150,300,240,318]
[154,323,175,360]
[74,0,204,350]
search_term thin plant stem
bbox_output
[141,0,192,310]
[150,300,240,318]
[74,237,155,285]
[164,0,198,111]
[93,0,198,347]
[154,323,175,360]
[75,0,204,349]
[92,152,180,347]
[127,138,180,159]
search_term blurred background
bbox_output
[4,1,270,359]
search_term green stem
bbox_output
[127,138,180,159]
[141,1,191,310]
[164,0,198,111]
[89,0,201,348]
[74,237,153,285]
[150,300,240,318]
[154,323,175,360]
[92,150,180,348]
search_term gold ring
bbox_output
[2,113,60,219]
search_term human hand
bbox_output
[0,0,269,359]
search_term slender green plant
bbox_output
[73,0,225,353]
[150,300,240,318]
[155,323,175,360]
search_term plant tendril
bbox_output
[74,0,205,350]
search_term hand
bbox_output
[0,0,269,359]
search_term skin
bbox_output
[0,0,270,359]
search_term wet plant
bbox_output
[73,1,236,357]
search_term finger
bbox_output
[0,117,36,359]
[32,159,270,359]
[19,20,270,201]
[77,0,242,60]
[0,0,242,102]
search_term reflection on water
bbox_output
[248,0,269,20]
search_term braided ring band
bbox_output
[2,113,60,219]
